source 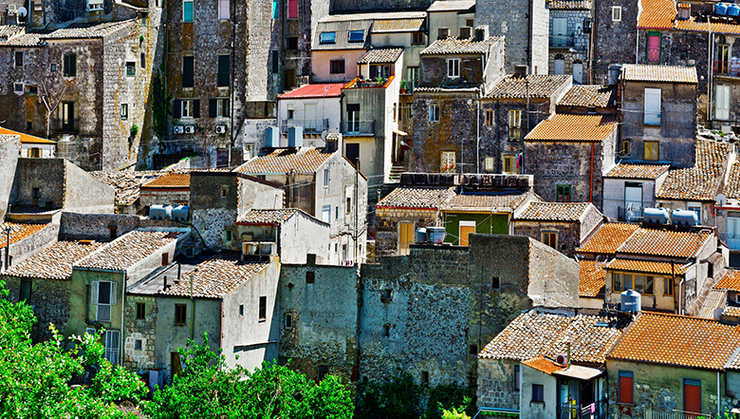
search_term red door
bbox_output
[684,380,701,415]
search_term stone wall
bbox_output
[4,276,71,343]
[592,0,638,84]
[4,222,61,270]
[513,221,580,256]
[60,212,180,242]
[374,206,439,258]
[190,172,239,249]
[123,295,157,371]
[0,135,20,219]
[421,55,486,87]
[477,358,519,409]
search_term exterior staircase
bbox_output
[388,165,405,183]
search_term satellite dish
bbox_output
[17,7,27,17]
[714,307,725,321]
[717,193,727,206]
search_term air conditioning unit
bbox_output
[173,126,184,134]
[184,126,195,134]
[215,125,227,134]
[555,353,568,366]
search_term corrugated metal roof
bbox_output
[279,83,345,99]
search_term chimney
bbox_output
[514,65,528,79]
[325,133,341,153]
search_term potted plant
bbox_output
[400,79,407,94]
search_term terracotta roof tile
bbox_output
[376,187,455,209]
[724,307,740,318]
[487,75,571,99]
[637,0,676,29]
[724,162,740,200]
[657,139,730,201]
[0,127,55,144]
[421,36,503,55]
[238,209,299,224]
[158,253,269,299]
[607,312,740,370]
[522,356,565,375]
[514,202,591,221]
[142,173,190,188]
[558,85,617,108]
[318,11,425,22]
[479,309,624,364]
[605,163,670,179]
[4,241,106,280]
[357,47,404,64]
[576,223,640,255]
[622,64,697,83]
[279,83,344,99]
[580,260,606,298]
[372,18,425,33]
[235,148,334,175]
[715,270,740,292]
[0,223,47,250]
[524,114,618,142]
[607,258,689,275]
[75,230,186,271]
[442,192,529,212]
[616,228,711,258]
[549,0,590,9]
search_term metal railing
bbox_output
[341,120,375,135]
[644,407,712,419]
[550,34,576,47]
[559,400,607,419]
[644,111,661,125]
[508,127,521,141]
[280,118,329,134]
[618,205,643,222]
[714,60,740,77]
[719,233,740,250]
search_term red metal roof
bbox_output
[278,83,345,99]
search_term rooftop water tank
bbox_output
[264,126,279,148]
[415,227,427,244]
[172,205,189,222]
[288,126,303,148]
[729,3,740,16]
[716,2,728,15]
[621,289,641,313]
[644,207,670,225]
[608,64,622,86]
[427,226,446,245]
[672,209,698,226]
[150,204,167,220]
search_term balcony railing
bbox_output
[559,400,607,419]
[280,118,329,134]
[550,33,575,48]
[508,127,521,141]
[341,120,375,135]
[644,111,661,125]
[719,233,740,250]
[714,59,740,77]
[618,205,643,222]
[644,408,712,419]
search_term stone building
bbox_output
[620,64,698,168]
[0,221,58,272]
[512,201,604,257]
[602,163,670,221]
[548,0,591,83]
[139,172,191,208]
[523,113,618,208]
[555,84,618,115]
[591,0,638,84]
[716,161,740,267]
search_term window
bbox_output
[508,110,522,140]
[121,104,128,120]
[318,365,330,381]
[285,313,293,328]
[542,232,557,249]
[258,296,267,321]
[225,229,233,242]
[492,276,500,289]
[514,365,520,390]
[441,151,456,173]
[644,141,659,161]
[182,56,194,88]
[271,50,280,74]
[503,155,517,174]
[447,58,460,78]
[429,104,440,122]
[162,253,169,266]
[336,206,339,220]
[221,186,228,197]
[287,107,295,120]
[140,53,146,68]
[618,371,634,404]
[181,100,193,118]
[272,0,278,18]
[556,184,571,202]
[88,0,104,10]
[348,30,364,43]
[688,204,701,224]
[14,83,23,93]
[622,140,631,156]
[51,63,57,72]
[438,27,449,39]
[174,304,187,324]
[288,0,298,19]
[306,271,315,284]
[644,88,661,125]
[612,6,622,21]
[718,44,730,74]
[322,205,331,223]
[15,51,23,67]
[219,0,229,20]
[209,98,230,118]
[141,12,148,26]
[62,101,75,131]
[126,62,135,76]
[381,289,393,303]
[370,64,389,80]
[412,32,425,45]
[91,280,117,322]
[32,187,40,200]
[20,279,32,302]
[422,371,430,385]
[716,85,731,120]
[286,36,298,50]
[330,59,345,74]
[532,384,544,402]
[346,197,351,214]
[217,55,230,87]
[238,304,243,316]
[466,18,475,27]
[134,339,143,350]
[320,32,336,44]
[63,53,77,77]
[183,0,193,22]
[104,330,120,364]
[383,324,390,336]
[485,110,494,126]
[136,302,146,320]
[613,272,653,294]
[469,344,478,355]
[552,18,567,46]
[323,169,329,187]
[485,157,494,171]
[647,31,660,63]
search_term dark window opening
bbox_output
[218,55,230,86]
[285,313,293,328]
[15,51,23,67]
[492,276,500,289]
[383,324,390,337]
[182,56,194,88]
[330,59,345,74]
[174,304,187,325]
[306,271,315,284]
[422,371,429,385]
[286,36,298,50]
[469,344,478,355]
[63,53,77,77]
[126,62,135,76]
[20,279,32,302]
[318,365,329,381]
[136,302,146,320]
[532,384,544,402]
[134,339,142,350]
[381,289,392,303]
[239,304,244,316]
[258,296,267,320]
[162,253,169,266]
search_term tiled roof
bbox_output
[549,0,590,9]
[318,11,426,22]
[607,258,689,275]
[0,25,25,41]
[442,192,529,212]
[237,209,299,224]
[580,260,606,298]
[235,148,334,175]
[524,114,618,142]
[657,139,730,201]
[75,230,185,271]
[715,270,740,292]
[427,0,476,12]
[558,85,617,108]
[622,64,698,83]
[376,187,455,209]
[90,171,165,205]
[675,16,740,35]
[158,253,269,299]
[372,18,425,33]
[142,173,190,188]
[637,0,675,29]
[576,223,640,255]
[514,202,591,221]
[4,241,106,280]
[421,36,503,55]
[0,223,47,250]
[0,127,55,144]
[605,163,670,179]
[43,20,136,39]
[479,309,623,364]
[0,31,40,46]
[725,307,740,318]
[616,228,710,258]
[279,83,344,99]
[487,75,572,99]
[357,47,404,64]
[607,312,740,370]
[522,357,564,375]
[724,162,740,200]
[413,86,480,93]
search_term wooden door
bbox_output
[459,221,476,246]
[399,222,414,255]
[683,379,701,414]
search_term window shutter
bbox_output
[193,100,200,118]
[70,54,76,76]
[223,99,230,117]
[288,0,298,19]
[91,281,99,304]
[173,99,182,118]
[209,99,217,118]
[618,374,633,404]
[110,282,117,306]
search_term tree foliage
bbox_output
[355,373,423,419]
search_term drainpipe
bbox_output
[590,142,594,203]
[190,274,194,340]
[708,28,713,126]
[476,96,480,174]
[718,371,721,417]
[120,271,127,366]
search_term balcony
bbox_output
[644,111,661,126]
[508,127,521,141]
[618,206,643,222]
[280,118,329,134]
[644,408,713,419]
[341,120,375,136]
[550,33,575,48]
[714,60,740,78]
[344,75,395,89]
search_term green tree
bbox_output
[356,373,423,419]
[0,281,146,419]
